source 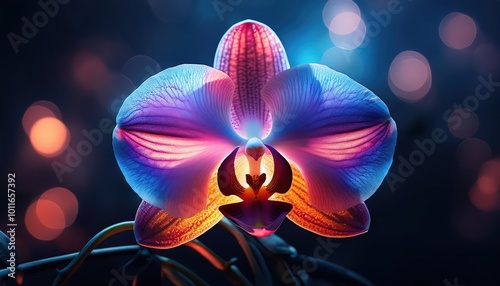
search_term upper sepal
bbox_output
[214,20,290,139]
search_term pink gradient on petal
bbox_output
[251,228,276,237]
[439,13,477,50]
[307,121,393,164]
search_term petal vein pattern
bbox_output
[214,20,290,139]
[113,64,241,218]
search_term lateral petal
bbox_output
[263,64,397,213]
[114,64,240,218]
[272,161,370,237]
[134,171,240,249]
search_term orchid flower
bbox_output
[113,20,397,249]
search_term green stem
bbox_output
[52,221,134,286]
[185,239,252,286]
[0,245,140,278]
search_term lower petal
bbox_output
[134,171,240,249]
[271,162,370,237]
[219,200,292,237]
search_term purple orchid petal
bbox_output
[262,64,397,213]
[219,200,292,237]
[214,20,289,139]
[114,64,241,218]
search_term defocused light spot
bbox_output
[389,51,432,102]
[329,19,366,50]
[323,0,365,50]
[448,108,479,139]
[439,12,477,50]
[22,101,61,135]
[330,12,361,35]
[71,52,111,93]
[469,185,500,212]
[469,158,500,212]
[29,117,70,157]
[321,47,365,79]
[453,208,490,240]
[322,0,360,29]
[25,201,63,241]
[473,44,500,74]
[35,199,66,230]
[40,187,79,228]
[121,55,162,86]
[456,138,491,170]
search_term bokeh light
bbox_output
[22,101,61,135]
[473,44,500,74]
[388,51,432,102]
[456,138,491,170]
[35,199,66,230]
[469,158,500,212]
[71,52,111,93]
[25,200,63,241]
[29,117,70,157]
[447,108,479,139]
[439,12,477,50]
[322,0,360,28]
[330,12,361,35]
[323,0,365,50]
[40,187,79,228]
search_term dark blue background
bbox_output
[1,0,500,285]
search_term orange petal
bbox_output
[270,160,371,237]
[134,170,240,249]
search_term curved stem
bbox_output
[157,256,209,286]
[185,239,252,286]
[0,245,140,278]
[52,221,134,286]
[218,217,268,285]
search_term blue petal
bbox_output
[263,64,397,213]
[113,64,241,218]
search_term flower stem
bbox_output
[52,221,134,286]
[185,239,252,286]
[218,217,270,285]
[0,245,140,279]
[157,256,209,286]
